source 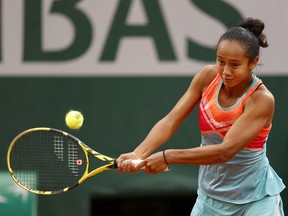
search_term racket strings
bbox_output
[9,130,87,193]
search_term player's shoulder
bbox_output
[198,64,217,74]
[249,83,275,108]
[254,83,274,101]
[193,64,218,90]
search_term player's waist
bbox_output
[201,133,269,151]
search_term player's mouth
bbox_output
[222,77,233,83]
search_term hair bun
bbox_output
[238,17,269,48]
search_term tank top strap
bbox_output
[240,73,263,105]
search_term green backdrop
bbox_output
[0,76,287,215]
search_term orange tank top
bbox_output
[198,73,271,149]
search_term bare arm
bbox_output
[116,65,217,171]
[160,85,274,166]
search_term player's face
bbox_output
[216,40,258,88]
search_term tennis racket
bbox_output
[7,127,145,195]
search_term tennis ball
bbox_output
[65,110,84,130]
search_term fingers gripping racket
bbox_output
[7,127,142,195]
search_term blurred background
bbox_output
[0,0,287,215]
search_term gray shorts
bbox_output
[190,194,284,216]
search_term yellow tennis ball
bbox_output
[65,110,84,130]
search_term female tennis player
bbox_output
[116,17,285,215]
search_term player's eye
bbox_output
[217,59,225,65]
[231,63,240,68]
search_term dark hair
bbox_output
[217,18,268,62]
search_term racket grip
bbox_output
[131,159,144,166]
[126,159,170,171]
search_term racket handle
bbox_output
[127,159,170,171]
[131,159,144,166]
